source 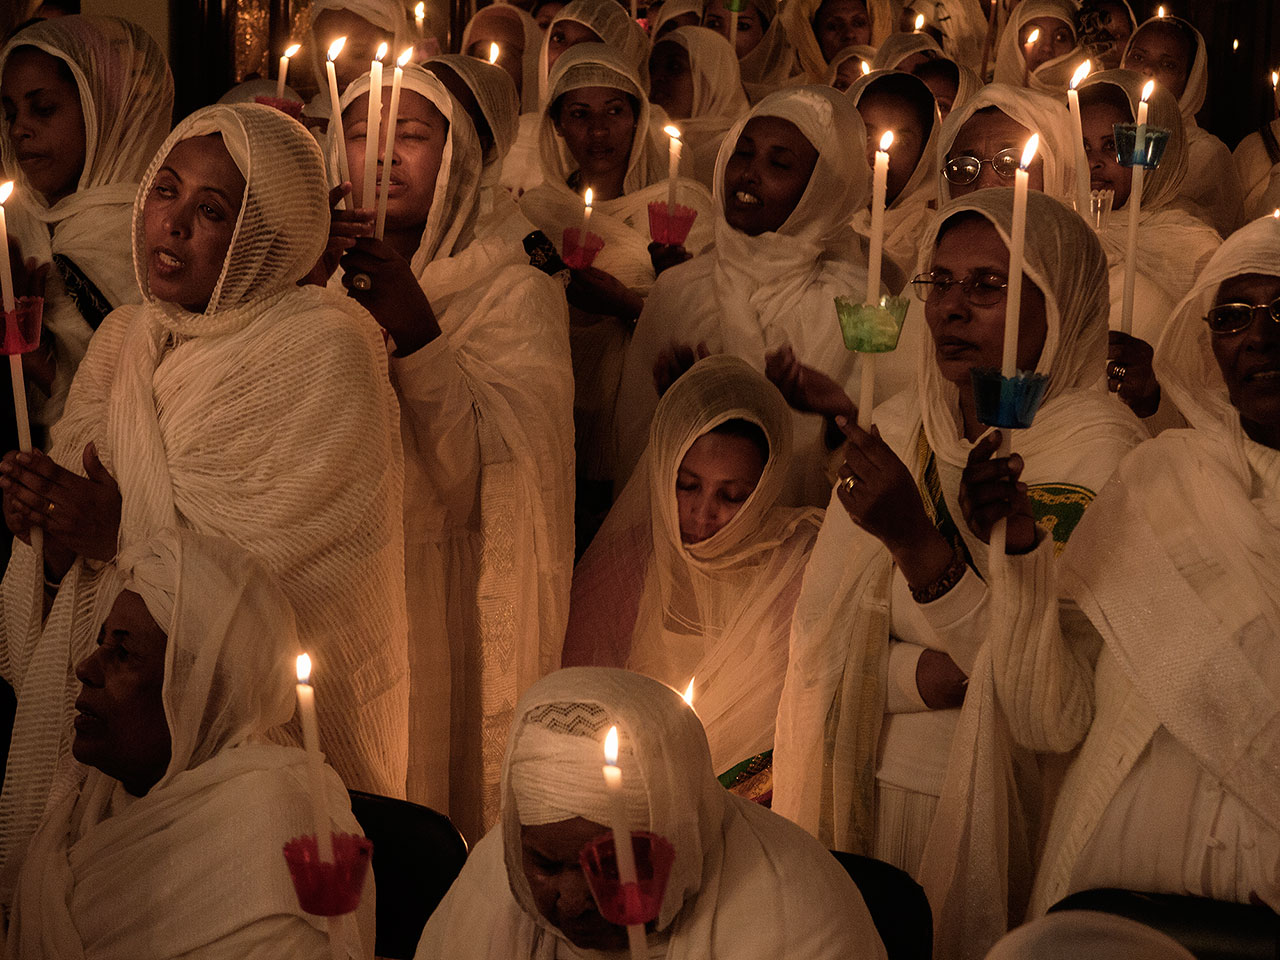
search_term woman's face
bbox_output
[857,91,927,204]
[553,86,637,185]
[313,8,395,90]
[946,109,1045,197]
[924,217,1048,386]
[916,64,959,119]
[141,134,245,313]
[345,90,447,228]
[522,818,627,950]
[1080,95,1132,208]
[832,56,866,92]
[676,430,766,543]
[1122,22,1191,100]
[1,46,86,205]
[1019,16,1075,74]
[546,19,602,73]
[535,0,566,31]
[812,0,871,62]
[648,40,694,120]
[703,0,766,58]
[466,15,526,95]
[723,115,818,236]
[72,590,171,797]
[1210,273,1280,435]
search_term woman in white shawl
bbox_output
[993,214,1280,920]
[1232,81,1280,222]
[564,356,821,795]
[771,190,1146,960]
[777,0,894,85]
[331,66,574,840]
[871,32,944,73]
[0,104,408,894]
[0,16,172,437]
[7,529,374,959]
[992,0,1082,96]
[304,0,406,121]
[703,0,794,100]
[649,0,703,39]
[1122,15,1244,238]
[416,666,887,960]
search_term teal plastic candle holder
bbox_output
[2,297,42,356]
[834,295,909,352]
[1112,123,1170,169]
[970,368,1050,429]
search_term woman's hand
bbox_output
[652,340,710,397]
[765,345,855,421]
[0,443,121,574]
[8,241,56,394]
[916,648,969,710]
[300,183,372,287]
[648,241,691,277]
[566,266,644,322]
[958,429,1037,553]
[339,236,441,356]
[1107,330,1160,419]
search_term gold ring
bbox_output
[45,500,56,515]
[351,272,373,292]
[1111,362,1127,381]
[839,475,858,495]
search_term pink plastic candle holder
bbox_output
[579,830,676,926]
[647,201,699,246]
[254,95,304,120]
[282,832,373,916]
[562,227,606,269]
[2,297,43,356]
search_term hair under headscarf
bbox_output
[537,0,651,104]
[461,4,544,114]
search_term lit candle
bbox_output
[362,43,387,213]
[1066,59,1093,218]
[325,37,353,211]
[664,124,682,216]
[1002,134,1039,379]
[488,42,500,64]
[295,654,335,863]
[582,187,594,231]
[1023,27,1040,62]
[1120,80,1153,335]
[682,677,694,706]
[1272,71,1278,118]
[0,182,32,459]
[602,726,647,960]
[0,182,15,316]
[276,42,301,100]
[375,47,413,240]
[415,1,426,36]
[861,59,871,75]
[1157,5,1165,17]
[914,12,925,31]
[858,130,893,432]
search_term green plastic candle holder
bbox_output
[834,295,909,352]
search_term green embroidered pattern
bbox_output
[1028,483,1095,555]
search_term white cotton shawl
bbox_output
[462,4,545,114]
[8,530,372,959]
[986,912,1196,960]
[1233,119,1280,222]
[659,26,750,189]
[937,83,1078,204]
[416,667,887,960]
[732,0,796,95]
[650,0,705,38]
[306,0,409,106]
[777,0,895,84]
[0,106,409,892]
[537,0,652,105]
[871,32,944,70]
[564,357,822,774]
[929,0,990,72]
[992,0,1084,95]
[0,16,173,430]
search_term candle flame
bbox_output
[584,187,593,208]
[327,36,346,61]
[0,181,12,204]
[1020,133,1040,169]
[1140,79,1155,102]
[1273,209,1279,218]
[1156,5,1165,16]
[1070,59,1092,89]
[375,42,388,60]
[682,678,695,706]
[860,60,871,75]
[604,725,619,765]
[489,42,500,63]
[1273,71,1278,88]
[398,47,414,67]
[879,130,894,152]
[415,1,425,18]
[914,13,924,30]
[296,653,312,683]
[664,124,681,140]
[1025,27,1040,46]
[284,43,301,58]
[1233,38,1239,51]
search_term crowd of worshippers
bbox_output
[0,0,1275,956]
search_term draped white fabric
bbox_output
[305,0,409,115]
[536,0,652,105]
[659,27,750,189]
[416,667,887,960]
[777,0,895,84]
[992,0,1084,95]
[871,32,943,70]
[1233,119,1280,222]
[734,0,796,96]
[986,912,1196,960]
[462,4,545,114]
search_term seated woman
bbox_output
[989,214,1280,918]
[1122,15,1244,237]
[0,16,172,441]
[871,31,943,73]
[615,85,914,509]
[913,57,982,121]
[648,26,749,189]
[649,0,703,39]
[331,66,574,839]
[1232,81,1280,222]
[1075,0,1136,70]
[7,530,375,959]
[992,0,1080,94]
[825,44,877,91]
[1077,69,1220,426]
[0,104,409,886]
[563,355,821,798]
[703,0,794,99]
[304,0,405,122]
[771,189,1146,959]
[416,666,888,959]
[778,0,891,84]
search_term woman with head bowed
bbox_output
[0,16,173,440]
[992,0,1082,95]
[703,0,794,100]
[7,529,375,958]
[416,666,887,959]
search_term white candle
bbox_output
[728,9,739,53]
[864,130,893,306]
[488,42,500,64]
[914,12,925,31]
[0,183,38,567]
[602,726,648,960]
[0,182,15,315]
[1002,134,1038,378]
[630,0,637,23]
[361,43,387,213]
[375,47,413,240]
[1066,59,1092,218]
[295,654,335,863]
[325,37,353,211]
[276,42,301,99]
[1120,81,1153,335]
[1023,27,1040,64]
[582,187,594,231]
[415,1,426,36]
[664,125,682,216]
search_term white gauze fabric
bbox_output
[462,4,544,114]
[731,0,796,96]
[659,27,749,188]
[928,0,990,72]
[306,0,409,103]
[986,912,1196,960]
[871,32,943,70]
[0,16,173,430]
[777,0,895,84]
[993,0,1084,95]
[650,0,705,38]
[536,0,652,105]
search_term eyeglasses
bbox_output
[1203,297,1280,335]
[912,271,1008,306]
[942,147,1022,185]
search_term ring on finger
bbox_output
[1109,362,1127,382]
[45,500,56,515]
[839,474,859,495]
[350,272,373,292]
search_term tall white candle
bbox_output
[1,183,38,567]
[1002,134,1038,378]
[582,187,594,231]
[295,654,335,863]
[276,42,301,100]
[602,726,648,960]
[375,47,413,240]
[415,1,426,36]
[728,10,739,52]
[1066,59,1092,218]
[864,130,893,306]
[325,37,353,211]
[1120,81,1153,335]
[664,125,682,216]
[1022,26,1040,79]
[0,183,15,316]
[362,43,387,212]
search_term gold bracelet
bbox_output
[910,552,969,604]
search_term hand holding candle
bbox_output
[1066,60,1092,217]
[276,43,301,100]
[325,37,353,211]
[375,47,413,240]
[602,725,648,960]
[362,43,387,213]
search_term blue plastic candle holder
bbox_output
[1112,123,1170,169]
[969,368,1050,429]
[834,295,910,353]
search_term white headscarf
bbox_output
[986,913,1196,960]
[1123,14,1207,124]
[731,0,796,93]
[426,54,521,169]
[659,26,749,138]
[872,31,944,70]
[306,0,409,93]
[462,4,545,114]
[929,0,990,72]
[537,0,652,104]
[650,0,704,38]
[778,0,895,84]
[993,0,1085,95]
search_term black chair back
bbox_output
[831,850,933,960]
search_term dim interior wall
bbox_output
[80,0,170,60]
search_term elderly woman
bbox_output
[417,666,887,959]
[7,530,374,958]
